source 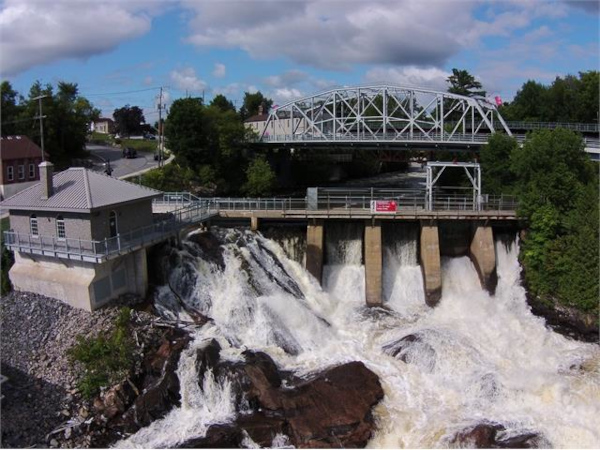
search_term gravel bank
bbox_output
[0,291,158,448]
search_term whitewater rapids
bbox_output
[117,226,600,448]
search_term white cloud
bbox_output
[170,67,207,93]
[364,66,450,92]
[182,0,473,70]
[0,0,153,76]
[272,87,303,103]
[212,63,226,78]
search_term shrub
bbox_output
[68,307,134,399]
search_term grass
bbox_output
[120,138,158,153]
[89,132,114,144]
[68,307,134,399]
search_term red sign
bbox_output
[371,200,397,213]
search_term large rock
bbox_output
[450,422,548,448]
[120,331,191,432]
[183,348,384,449]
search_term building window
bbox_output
[30,215,38,236]
[29,164,35,179]
[7,166,14,181]
[18,165,25,180]
[56,215,66,239]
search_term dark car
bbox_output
[122,147,137,159]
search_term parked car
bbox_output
[144,133,156,140]
[122,147,137,159]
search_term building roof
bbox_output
[244,113,269,123]
[0,167,162,213]
[94,118,114,123]
[0,135,45,161]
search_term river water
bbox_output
[118,226,600,448]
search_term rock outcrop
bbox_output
[178,341,384,448]
[450,422,549,448]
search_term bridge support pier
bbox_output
[364,221,383,307]
[250,216,259,231]
[306,220,324,284]
[469,224,497,294]
[419,221,442,307]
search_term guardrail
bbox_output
[4,202,217,262]
[154,192,518,213]
[260,132,493,144]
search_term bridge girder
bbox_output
[260,84,512,147]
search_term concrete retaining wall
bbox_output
[9,248,148,311]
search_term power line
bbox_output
[82,86,166,97]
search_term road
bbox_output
[86,144,160,179]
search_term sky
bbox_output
[1,0,598,123]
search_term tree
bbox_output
[1,81,24,136]
[12,81,99,167]
[446,68,486,97]
[210,94,236,113]
[113,105,146,136]
[239,91,273,120]
[243,156,276,196]
[164,97,210,168]
[510,128,598,316]
[480,133,518,195]
[511,128,593,217]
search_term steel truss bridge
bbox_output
[257,84,599,157]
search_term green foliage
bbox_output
[446,68,486,97]
[210,94,236,113]
[239,91,273,120]
[1,80,100,168]
[243,156,277,196]
[119,138,156,153]
[552,183,599,312]
[486,128,599,317]
[138,163,199,192]
[164,97,256,194]
[511,128,593,217]
[68,307,133,399]
[499,71,599,123]
[480,134,519,195]
[113,105,146,137]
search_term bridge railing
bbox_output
[260,132,493,144]
[4,202,217,261]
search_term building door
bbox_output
[109,210,118,238]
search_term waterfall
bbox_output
[117,227,600,448]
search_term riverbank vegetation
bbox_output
[481,129,599,319]
[68,307,134,399]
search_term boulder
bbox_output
[450,422,547,448]
[383,333,437,372]
[121,332,191,432]
[177,424,244,448]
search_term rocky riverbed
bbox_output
[0,291,164,448]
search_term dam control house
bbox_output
[1,161,162,311]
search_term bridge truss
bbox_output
[260,85,512,149]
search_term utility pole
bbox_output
[32,95,48,162]
[157,87,163,168]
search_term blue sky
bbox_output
[1,0,598,123]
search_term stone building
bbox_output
[1,162,163,311]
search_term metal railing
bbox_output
[4,202,217,261]
[153,191,518,213]
[260,131,493,144]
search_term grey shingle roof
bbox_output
[0,168,162,213]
